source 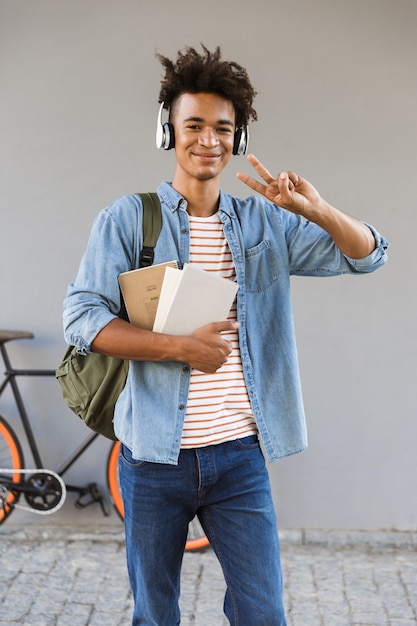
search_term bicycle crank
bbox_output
[0,468,66,515]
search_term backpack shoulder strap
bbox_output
[136,192,162,268]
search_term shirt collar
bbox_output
[157,181,236,219]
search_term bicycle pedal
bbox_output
[89,483,110,517]
[74,483,110,516]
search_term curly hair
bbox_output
[156,44,257,128]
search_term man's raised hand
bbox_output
[237,153,321,217]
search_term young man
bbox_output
[63,45,388,625]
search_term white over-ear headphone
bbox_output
[155,101,249,155]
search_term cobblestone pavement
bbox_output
[0,524,416,625]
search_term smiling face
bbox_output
[171,92,236,188]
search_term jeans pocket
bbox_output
[235,434,260,450]
[120,443,147,469]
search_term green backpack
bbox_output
[56,193,162,441]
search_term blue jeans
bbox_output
[119,435,286,626]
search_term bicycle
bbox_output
[0,329,209,551]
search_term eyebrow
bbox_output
[183,116,234,127]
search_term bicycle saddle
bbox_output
[0,330,34,345]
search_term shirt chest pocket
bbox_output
[244,240,280,293]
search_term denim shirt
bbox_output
[63,181,388,464]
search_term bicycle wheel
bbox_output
[0,415,24,523]
[106,440,210,552]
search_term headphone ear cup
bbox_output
[156,103,175,150]
[233,127,249,156]
[162,123,175,150]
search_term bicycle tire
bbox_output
[106,440,210,552]
[0,415,24,524]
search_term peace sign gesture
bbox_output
[237,154,321,217]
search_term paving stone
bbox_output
[0,525,416,625]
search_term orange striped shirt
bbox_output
[181,213,258,448]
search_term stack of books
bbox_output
[118,262,238,335]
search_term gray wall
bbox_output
[1,0,415,530]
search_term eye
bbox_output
[218,127,232,134]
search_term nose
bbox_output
[198,127,219,147]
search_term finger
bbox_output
[277,171,297,190]
[247,154,275,184]
[278,172,294,198]
[279,173,294,191]
[198,321,239,335]
[213,320,240,333]
[287,171,299,187]
[236,171,268,196]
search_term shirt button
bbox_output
[183,365,190,373]
[179,404,185,411]
[181,228,189,234]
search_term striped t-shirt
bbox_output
[180,212,258,448]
